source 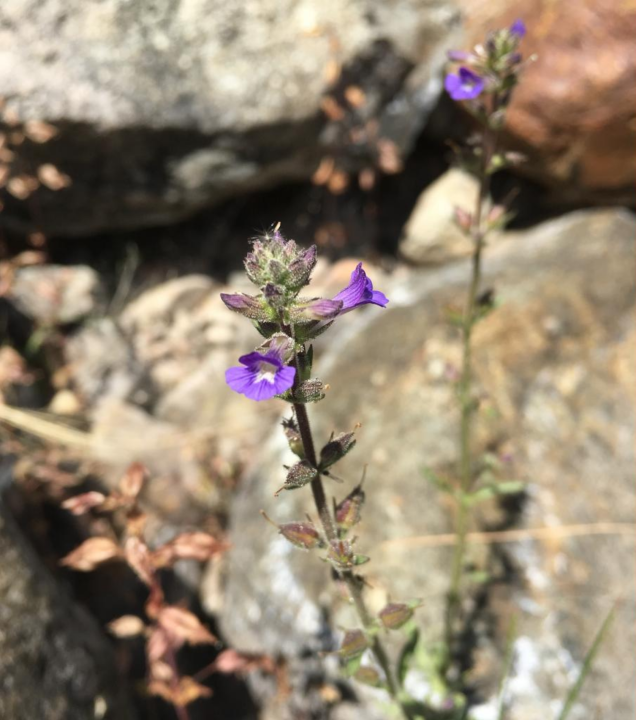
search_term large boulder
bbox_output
[0,0,459,236]
[215,209,635,718]
[455,0,636,206]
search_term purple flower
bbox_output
[445,67,484,101]
[225,350,295,401]
[447,50,471,62]
[333,263,388,314]
[510,19,526,38]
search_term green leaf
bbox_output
[468,481,526,505]
[343,653,363,676]
[397,626,420,687]
[557,607,615,720]
[497,616,517,720]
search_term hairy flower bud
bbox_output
[220,292,276,322]
[335,482,365,533]
[289,297,343,323]
[243,226,317,294]
[319,432,356,470]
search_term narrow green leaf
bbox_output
[397,626,420,687]
[497,616,517,720]
[557,607,615,720]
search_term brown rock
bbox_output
[457,0,636,205]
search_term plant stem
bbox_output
[292,397,405,712]
[444,119,496,667]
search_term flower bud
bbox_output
[278,521,323,550]
[378,600,421,630]
[335,482,365,533]
[319,432,356,470]
[289,297,343,323]
[453,206,473,233]
[262,282,286,309]
[338,629,369,660]
[220,293,276,322]
[326,539,368,570]
[327,539,355,570]
[243,227,317,294]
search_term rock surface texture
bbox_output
[0,479,136,720]
[216,209,636,718]
[0,0,459,235]
[457,0,636,206]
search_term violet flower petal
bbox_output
[445,67,484,101]
[225,350,296,401]
[510,19,526,37]
[333,263,389,314]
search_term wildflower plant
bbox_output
[439,20,531,685]
[223,226,424,717]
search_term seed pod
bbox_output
[278,522,322,550]
[335,482,365,533]
[319,432,356,470]
[275,460,318,495]
[378,601,421,630]
[339,629,369,660]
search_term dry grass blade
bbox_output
[381,523,636,551]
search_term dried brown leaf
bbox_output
[153,532,227,568]
[320,96,345,122]
[158,606,217,646]
[7,175,39,200]
[124,536,154,586]
[108,615,146,638]
[327,169,349,194]
[147,626,170,662]
[211,648,276,676]
[148,677,212,707]
[324,58,341,85]
[61,537,121,571]
[119,462,147,499]
[62,491,106,515]
[24,120,58,143]
[377,138,402,174]
[37,163,71,190]
[344,85,366,108]
[145,582,165,620]
[312,156,335,186]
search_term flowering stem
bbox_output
[291,392,406,715]
[445,114,497,672]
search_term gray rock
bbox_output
[0,473,136,720]
[0,0,460,236]
[216,209,636,718]
[399,167,503,265]
[8,264,102,324]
